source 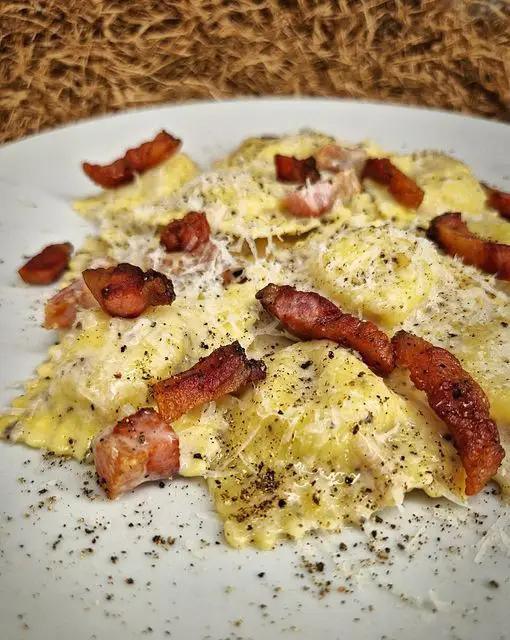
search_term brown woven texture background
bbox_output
[1,0,509,143]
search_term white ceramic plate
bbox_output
[0,99,509,640]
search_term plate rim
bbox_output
[2,95,507,151]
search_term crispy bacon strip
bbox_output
[44,277,98,329]
[153,341,266,422]
[256,284,395,376]
[392,330,504,495]
[18,243,73,285]
[82,130,181,189]
[274,154,320,184]
[315,144,367,176]
[484,184,510,220]
[83,263,175,318]
[94,408,180,499]
[428,212,510,280]
[362,158,424,209]
[160,212,210,253]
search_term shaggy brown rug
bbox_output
[1,0,509,143]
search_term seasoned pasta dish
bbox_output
[2,129,509,549]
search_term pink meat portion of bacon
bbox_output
[44,277,98,329]
[82,130,181,189]
[278,145,364,218]
[315,144,367,176]
[152,342,266,422]
[18,243,73,285]
[256,284,395,376]
[94,408,180,499]
[428,212,510,280]
[281,160,361,218]
[82,263,175,318]
[160,212,210,253]
[282,180,339,217]
[392,330,505,495]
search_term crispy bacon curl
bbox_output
[484,184,510,220]
[18,243,73,285]
[274,154,320,184]
[392,331,504,495]
[428,212,510,280]
[94,408,180,499]
[362,158,424,209]
[83,263,175,318]
[82,130,181,189]
[256,284,395,376]
[153,341,266,422]
[160,212,210,253]
[44,277,98,329]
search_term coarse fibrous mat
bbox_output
[0,0,509,143]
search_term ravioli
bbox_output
[208,341,463,549]
[171,401,232,478]
[136,132,350,242]
[469,214,510,245]
[307,223,439,328]
[74,153,198,223]
[217,131,335,172]
[150,168,323,241]
[362,152,493,228]
[0,306,186,458]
